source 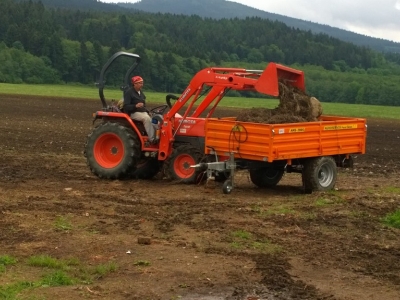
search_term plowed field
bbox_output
[1,94,399,300]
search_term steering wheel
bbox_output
[150,104,169,115]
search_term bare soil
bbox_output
[0,94,400,300]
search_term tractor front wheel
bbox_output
[165,145,203,183]
[84,122,140,179]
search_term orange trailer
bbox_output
[197,115,366,193]
[204,116,366,162]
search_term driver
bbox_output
[123,76,157,143]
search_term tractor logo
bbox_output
[180,88,191,102]
[179,119,196,124]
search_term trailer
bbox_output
[193,115,366,193]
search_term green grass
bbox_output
[0,255,17,266]
[94,262,118,278]
[381,210,400,229]
[321,102,400,119]
[315,198,334,206]
[0,83,103,99]
[383,186,400,194]
[231,230,252,240]
[229,230,282,253]
[133,260,151,267]
[40,270,75,287]
[0,281,35,299]
[0,82,161,102]
[54,216,73,232]
[0,254,118,299]
[0,272,74,300]
[1,83,400,119]
[315,196,344,207]
[0,255,18,274]
[27,255,79,270]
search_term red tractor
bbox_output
[85,52,365,193]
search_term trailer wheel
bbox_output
[302,156,337,192]
[130,157,161,179]
[165,145,202,183]
[84,122,140,179]
[249,167,284,188]
[222,180,233,194]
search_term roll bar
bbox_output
[97,51,141,109]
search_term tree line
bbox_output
[1,0,400,106]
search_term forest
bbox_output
[1,0,400,106]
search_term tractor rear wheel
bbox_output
[84,122,140,179]
[249,167,284,188]
[302,156,337,193]
[165,145,203,183]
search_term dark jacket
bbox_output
[123,86,147,115]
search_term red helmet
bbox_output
[131,76,143,84]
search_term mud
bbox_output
[237,82,322,124]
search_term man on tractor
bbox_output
[123,76,157,143]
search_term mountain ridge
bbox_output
[118,0,400,53]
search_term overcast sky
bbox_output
[101,0,400,43]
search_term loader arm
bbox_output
[157,63,305,161]
[191,85,227,118]
[172,63,304,116]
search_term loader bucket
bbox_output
[255,63,305,97]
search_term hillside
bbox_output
[120,0,400,53]
[13,0,400,53]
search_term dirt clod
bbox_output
[137,236,152,245]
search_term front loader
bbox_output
[84,52,366,193]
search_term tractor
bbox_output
[84,51,366,194]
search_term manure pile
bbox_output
[236,81,322,124]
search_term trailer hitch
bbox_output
[191,153,236,194]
